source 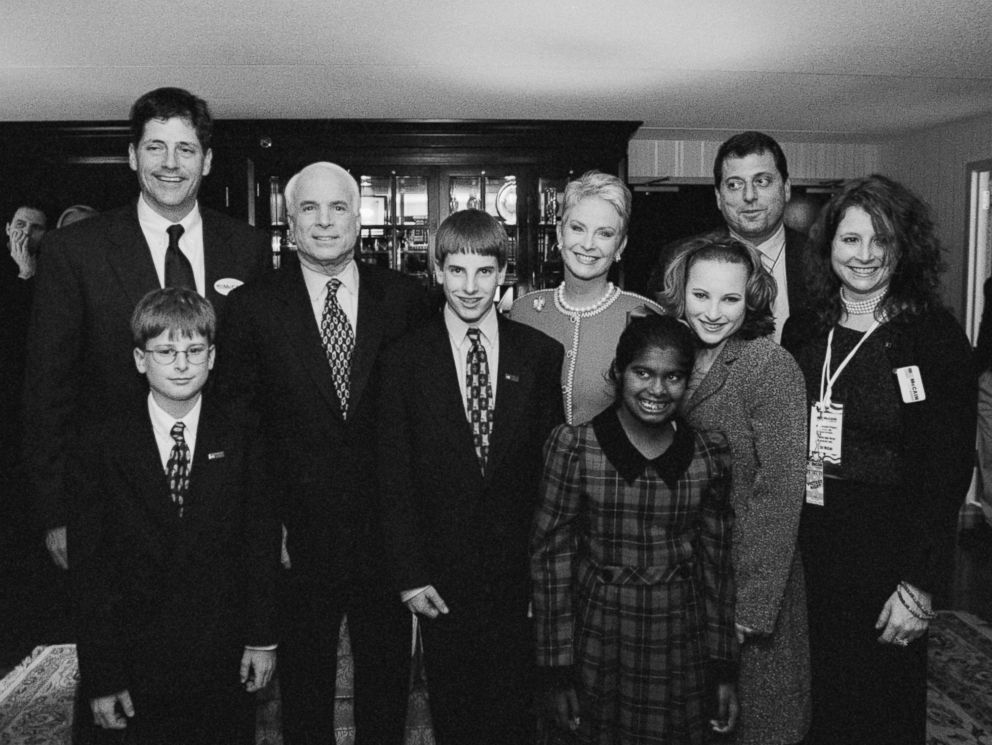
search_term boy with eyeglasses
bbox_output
[68,287,280,744]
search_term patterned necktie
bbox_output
[165,224,195,290]
[465,328,493,473]
[166,422,191,518]
[320,278,355,418]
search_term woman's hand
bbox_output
[875,583,931,646]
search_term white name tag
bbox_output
[213,277,244,296]
[894,365,926,403]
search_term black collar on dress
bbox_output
[592,406,695,488]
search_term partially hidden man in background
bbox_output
[22,86,270,571]
[214,162,429,744]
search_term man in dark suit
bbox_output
[70,288,278,745]
[22,87,270,570]
[214,161,429,745]
[377,209,564,745]
[649,131,806,342]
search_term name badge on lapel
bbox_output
[894,365,926,403]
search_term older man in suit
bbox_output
[214,162,429,745]
[23,87,270,570]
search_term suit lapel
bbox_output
[421,318,482,470]
[784,227,806,311]
[682,338,740,415]
[273,266,344,417]
[202,207,235,307]
[485,318,530,480]
[349,263,386,413]
[103,204,160,308]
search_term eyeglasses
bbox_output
[143,345,212,365]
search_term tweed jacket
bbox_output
[681,334,811,744]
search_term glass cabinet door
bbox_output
[444,171,519,285]
[356,172,431,283]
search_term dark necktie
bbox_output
[165,224,195,290]
[166,422,191,518]
[320,278,355,418]
[465,328,493,472]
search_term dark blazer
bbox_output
[782,307,977,599]
[23,202,270,530]
[974,276,992,373]
[377,314,565,611]
[647,225,809,314]
[213,261,429,587]
[69,399,279,700]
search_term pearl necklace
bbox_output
[554,283,621,424]
[840,286,886,316]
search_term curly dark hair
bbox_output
[804,174,944,332]
[657,235,776,340]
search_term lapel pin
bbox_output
[504,373,519,382]
[207,451,226,460]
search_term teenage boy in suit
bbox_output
[69,288,279,745]
[377,209,565,745]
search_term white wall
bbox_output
[879,114,992,321]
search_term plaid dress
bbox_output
[532,408,736,745]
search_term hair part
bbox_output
[284,162,360,217]
[803,173,944,331]
[434,209,508,269]
[714,131,789,184]
[561,170,632,237]
[129,87,213,150]
[608,314,697,394]
[131,287,217,348]
[657,235,776,339]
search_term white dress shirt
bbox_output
[443,303,500,412]
[733,223,789,343]
[148,392,202,472]
[137,195,206,296]
[301,259,360,333]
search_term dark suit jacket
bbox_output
[213,261,429,590]
[377,314,564,613]
[647,225,809,314]
[974,276,992,373]
[68,398,280,700]
[23,202,270,530]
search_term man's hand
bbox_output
[46,526,68,569]
[403,585,449,618]
[90,690,135,729]
[8,229,36,279]
[240,648,277,692]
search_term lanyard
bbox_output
[819,320,882,406]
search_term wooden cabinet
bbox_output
[210,120,640,292]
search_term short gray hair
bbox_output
[284,162,360,216]
[561,170,632,237]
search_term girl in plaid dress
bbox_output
[532,315,738,745]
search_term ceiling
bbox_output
[4,0,992,137]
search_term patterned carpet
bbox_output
[2,612,990,744]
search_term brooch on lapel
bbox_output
[533,296,546,312]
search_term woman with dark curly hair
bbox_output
[659,236,811,745]
[781,174,976,745]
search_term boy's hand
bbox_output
[404,586,449,618]
[240,648,277,692]
[91,690,135,729]
[46,526,68,569]
[549,685,580,731]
